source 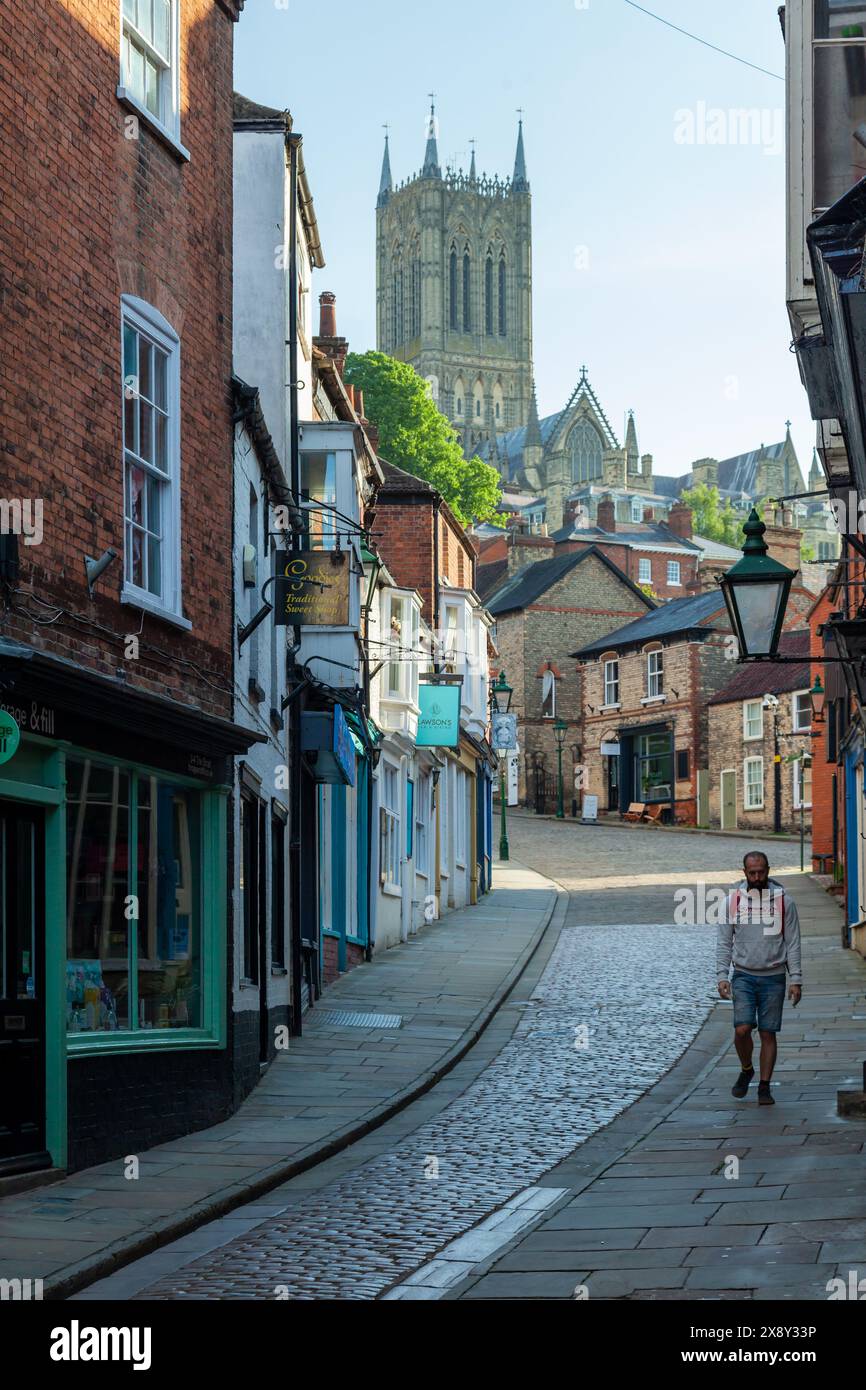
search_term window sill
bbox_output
[271,966,289,978]
[382,883,402,898]
[121,585,192,632]
[67,1028,221,1056]
[116,87,190,162]
[600,703,621,712]
[640,695,666,706]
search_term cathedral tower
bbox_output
[376,104,534,454]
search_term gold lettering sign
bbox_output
[275,551,350,627]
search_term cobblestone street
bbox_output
[69,816,853,1303]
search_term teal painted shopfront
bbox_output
[0,646,262,1176]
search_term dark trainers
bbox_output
[758,1082,775,1106]
[732,1067,755,1099]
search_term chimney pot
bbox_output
[319,291,337,338]
[667,502,693,541]
[597,494,616,533]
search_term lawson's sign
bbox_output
[416,683,461,749]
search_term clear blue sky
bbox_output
[235,1,811,483]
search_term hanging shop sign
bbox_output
[301,704,356,786]
[416,683,461,748]
[601,742,621,757]
[492,713,518,751]
[274,550,350,627]
[0,709,21,765]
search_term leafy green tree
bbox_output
[678,484,744,546]
[345,351,502,526]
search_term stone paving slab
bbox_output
[453,869,866,1302]
[0,862,558,1300]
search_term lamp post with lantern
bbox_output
[490,671,514,862]
[554,718,568,820]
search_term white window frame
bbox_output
[647,649,664,700]
[792,690,811,733]
[638,558,652,585]
[118,0,186,157]
[603,659,620,709]
[743,699,764,742]
[667,560,681,587]
[793,755,812,811]
[744,756,765,811]
[541,667,557,719]
[631,497,643,523]
[120,296,187,628]
[455,767,467,869]
[380,763,402,894]
[416,774,430,879]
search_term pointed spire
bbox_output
[378,128,392,207]
[625,409,639,466]
[469,139,477,182]
[422,96,441,179]
[512,112,528,191]
[525,381,542,450]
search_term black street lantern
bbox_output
[490,671,513,715]
[718,509,796,660]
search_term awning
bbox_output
[343,707,382,759]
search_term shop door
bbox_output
[0,803,48,1172]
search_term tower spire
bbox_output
[625,409,639,468]
[512,111,528,191]
[422,95,441,178]
[469,138,477,182]
[378,126,392,207]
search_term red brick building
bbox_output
[0,1,253,1177]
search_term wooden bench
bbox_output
[623,802,646,823]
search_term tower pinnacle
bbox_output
[378,127,392,207]
[513,113,528,191]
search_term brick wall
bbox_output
[558,537,700,602]
[375,500,435,615]
[1,1,237,719]
[810,590,836,870]
[707,698,812,834]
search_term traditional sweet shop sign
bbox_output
[274,550,350,627]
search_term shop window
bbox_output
[637,733,673,803]
[380,764,401,890]
[66,759,203,1035]
[271,811,286,970]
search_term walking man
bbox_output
[717,852,802,1105]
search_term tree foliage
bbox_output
[678,483,745,546]
[345,351,502,527]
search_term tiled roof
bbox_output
[573,590,727,657]
[486,545,653,617]
[377,458,437,495]
[707,631,811,705]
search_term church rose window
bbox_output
[570,419,604,483]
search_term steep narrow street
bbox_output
[62,818,863,1303]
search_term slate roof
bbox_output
[486,545,654,618]
[693,534,742,561]
[707,631,811,705]
[549,522,703,552]
[652,440,797,503]
[378,458,437,495]
[476,559,509,601]
[573,590,728,658]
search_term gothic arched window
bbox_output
[498,255,507,336]
[485,251,494,335]
[449,247,458,330]
[570,419,604,483]
[410,241,421,338]
[463,248,471,332]
[391,260,404,347]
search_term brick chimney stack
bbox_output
[643,507,655,523]
[763,503,802,577]
[314,290,348,378]
[667,502,694,541]
[597,494,616,533]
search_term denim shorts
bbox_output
[732,971,787,1034]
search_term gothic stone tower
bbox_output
[376,104,534,455]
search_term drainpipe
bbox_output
[287,130,305,1033]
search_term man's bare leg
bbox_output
[759,1030,777,1084]
[735,1024,754,1071]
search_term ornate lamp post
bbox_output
[554,718,568,820]
[810,674,826,724]
[491,671,514,862]
[717,509,796,659]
